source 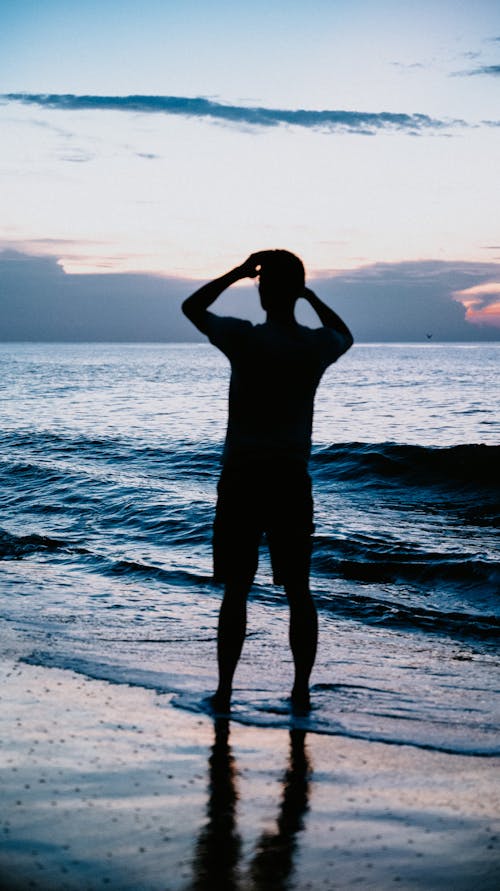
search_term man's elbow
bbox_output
[181,299,209,334]
[182,298,200,325]
[341,328,354,354]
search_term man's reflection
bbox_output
[250,728,310,890]
[191,721,311,891]
[192,719,241,891]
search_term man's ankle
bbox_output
[291,683,311,715]
[211,687,231,713]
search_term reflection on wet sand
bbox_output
[191,718,241,890]
[191,721,311,890]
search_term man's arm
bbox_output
[182,254,262,334]
[302,287,354,350]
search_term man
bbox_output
[182,250,353,714]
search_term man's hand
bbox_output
[237,252,265,279]
[302,287,317,302]
[182,253,265,333]
[301,287,354,351]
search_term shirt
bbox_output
[204,313,349,467]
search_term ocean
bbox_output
[1,341,499,755]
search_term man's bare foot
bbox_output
[291,686,311,716]
[209,689,231,714]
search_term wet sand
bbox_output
[1,656,499,891]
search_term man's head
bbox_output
[257,250,305,314]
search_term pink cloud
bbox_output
[453,282,500,328]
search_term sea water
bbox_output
[0,342,499,754]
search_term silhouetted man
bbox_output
[182,250,353,713]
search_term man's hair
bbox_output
[259,249,305,300]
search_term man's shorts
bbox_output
[213,462,313,587]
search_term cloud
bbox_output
[452,281,500,327]
[0,250,197,342]
[3,111,97,162]
[309,260,500,339]
[59,149,94,163]
[390,61,426,70]
[1,251,499,343]
[28,117,75,139]
[2,93,459,135]
[458,64,500,77]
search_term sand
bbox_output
[0,655,499,891]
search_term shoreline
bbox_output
[1,655,499,890]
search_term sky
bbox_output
[1,0,500,339]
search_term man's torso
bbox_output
[204,315,346,467]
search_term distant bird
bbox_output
[426,333,433,339]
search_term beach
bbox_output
[1,639,499,890]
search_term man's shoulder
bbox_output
[312,324,351,353]
[252,321,337,350]
[203,313,254,355]
[206,312,253,328]
[293,323,343,347]
[254,321,316,338]
[288,324,351,365]
[205,313,254,335]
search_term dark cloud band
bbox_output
[2,93,454,135]
[1,251,498,341]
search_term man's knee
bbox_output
[223,578,253,601]
[284,580,313,604]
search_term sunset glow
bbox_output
[453,282,500,326]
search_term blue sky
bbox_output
[1,0,500,334]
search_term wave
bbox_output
[313,442,500,492]
[0,429,221,477]
[2,433,499,510]
[313,536,500,591]
[2,432,498,642]
[19,652,500,757]
[4,431,499,489]
[2,525,497,642]
[172,691,500,757]
[335,555,499,587]
[313,589,500,641]
[0,526,212,587]
[0,528,69,559]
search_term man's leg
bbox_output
[212,469,260,712]
[269,467,316,713]
[284,580,318,714]
[212,578,253,712]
